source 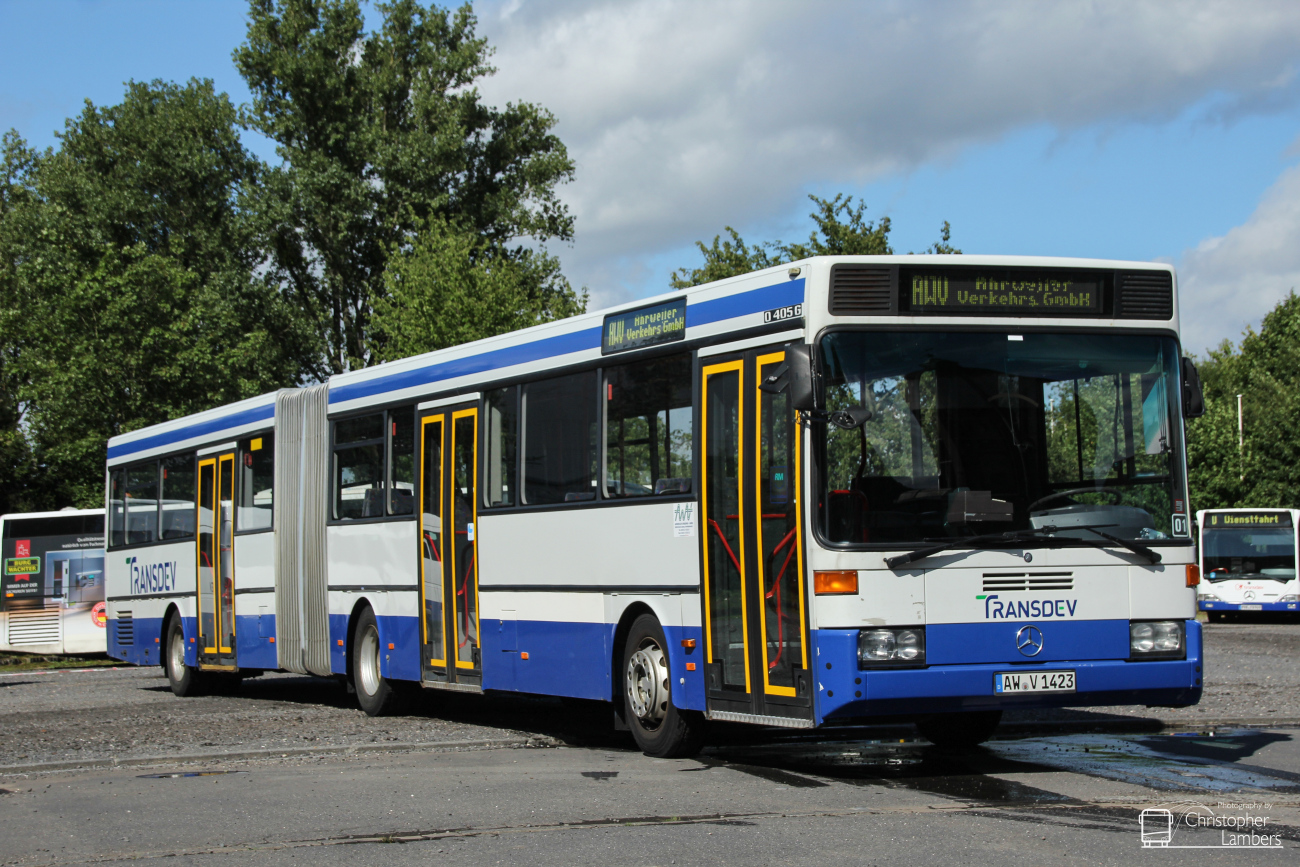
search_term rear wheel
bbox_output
[622,614,705,758]
[916,710,1002,748]
[164,616,204,697]
[352,608,401,716]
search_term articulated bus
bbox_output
[1197,509,1300,618]
[104,255,1206,756]
[1,509,106,655]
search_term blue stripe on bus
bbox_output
[327,326,603,407]
[327,277,808,407]
[107,402,275,461]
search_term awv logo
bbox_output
[126,556,180,596]
[978,593,1078,620]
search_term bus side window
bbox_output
[125,461,160,545]
[333,413,386,520]
[161,454,197,539]
[484,386,517,508]
[523,371,599,505]
[108,468,126,548]
[238,435,274,530]
[388,408,415,516]
[604,353,693,498]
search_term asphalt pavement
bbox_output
[0,619,1297,865]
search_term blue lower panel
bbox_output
[928,619,1129,665]
[481,619,613,700]
[235,614,278,670]
[379,614,420,682]
[329,614,348,675]
[108,617,164,667]
[664,624,705,711]
[813,620,1203,720]
[1201,600,1298,612]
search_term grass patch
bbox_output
[0,653,119,672]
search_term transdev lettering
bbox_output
[127,556,179,595]
[983,594,1077,619]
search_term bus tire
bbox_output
[352,607,401,716]
[916,710,1002,748]
[622,613,705,758]
[164,615,204,697]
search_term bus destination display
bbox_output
[907,271,1101,316]
[603,298,686,354]
[1206,511,1292,529]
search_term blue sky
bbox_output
[4,0,1300,355]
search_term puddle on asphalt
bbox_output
[704,728,1300,801]
[137,770,246,779]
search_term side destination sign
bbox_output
[905,269,1102,316]
[1207,511,1292,529]
[602,298,686,355]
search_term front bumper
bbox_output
[812,619,1203,721]
[1200,599,1297,612]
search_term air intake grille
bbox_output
[1117,271,1173,320]
[7,606,60,647]
[829,266,892,315]
[982,573,1074,592]
[113,612,134,649]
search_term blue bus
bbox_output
[104,255,1205,756]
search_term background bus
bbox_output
[0,509,106,655]
[104,255,1204,757]
[1197,509,1300,619]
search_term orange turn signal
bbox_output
[521,651,530,660]
[686,662,696,671]
[681,639,696,649]
[814,570,858,595]
[1186,563,1201,587]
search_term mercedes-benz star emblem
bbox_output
[1015,625,1044,657]
[1244,590,1256,601]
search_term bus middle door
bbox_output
[196,451,236,669]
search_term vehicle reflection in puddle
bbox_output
[988,729,1299,794]
[703,728,1298,800]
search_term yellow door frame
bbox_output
[197,457,217,655]
[217,452,235,655]
[450,407,480,670]
[419,414,447,669]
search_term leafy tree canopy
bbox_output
[4,79,312,507]
[670,193,959,289]
[1186,291,1300,512]
[235,0,582,374]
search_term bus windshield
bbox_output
[816,331,1185,547]
[1203,526,1296,582]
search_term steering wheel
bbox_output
[1027,487,1125,513]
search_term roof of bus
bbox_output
[107,254,1177,465]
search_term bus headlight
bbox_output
[1129,621,1185,660]
[858,627,925,668]
[1198,594,1222,603]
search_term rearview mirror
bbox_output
[1181,356,1205,419]
[785,343,817,411]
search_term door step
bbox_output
[706,709,814,728]
[420,679,482,694]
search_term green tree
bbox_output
[671,194,960,288]
[1187,291,1300,511]
[0,132,45,512]
[9,79,312,506]
[371,218,585,361]
[235,0,582,374]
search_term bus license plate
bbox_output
[995,670,1075,694]
[1240,604,1262,611]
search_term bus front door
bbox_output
[700,347,813,726]
[418,402,482,688]
[196,452,236,669]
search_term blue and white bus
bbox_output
[104,255,1205,756]
[1197,509,1300,618]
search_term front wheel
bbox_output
[622,614,705,758]
[164,616,204,697]
[352,608,401,716]
[916,710,1002,748]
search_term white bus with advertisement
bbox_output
[0,509,106,655]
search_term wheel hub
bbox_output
[625,640,669,727]
[359,626,381,697]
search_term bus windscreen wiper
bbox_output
[885,524,1160,569]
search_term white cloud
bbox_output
[474,0,1300,304]
[1178,162,1300,354]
